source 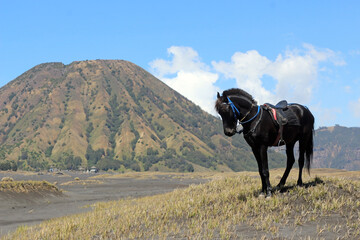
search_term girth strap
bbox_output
[272,125,285,146]
[263,104,285,146]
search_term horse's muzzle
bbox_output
[224,128,236,137]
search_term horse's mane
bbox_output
[223,88,256,103]
[215,88,257,114]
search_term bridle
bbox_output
[227,97,260,125]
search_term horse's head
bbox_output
[215,89,257,137]
[215,92,237,136]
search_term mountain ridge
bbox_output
[313,125,360,170]
[0,59,285,172]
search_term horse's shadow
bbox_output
[251,177,325,197]
[277,177,324,193]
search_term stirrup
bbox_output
[278,139,286,146]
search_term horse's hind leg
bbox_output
[277,142,295,188]
[297,139,306,186]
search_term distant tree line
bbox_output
[0,160,17,171]
[138,148,194,172]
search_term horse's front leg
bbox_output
[260,145,272,197]
[252,145,272,197]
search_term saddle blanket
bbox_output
[281,107,301,126]
[264,104,300,126]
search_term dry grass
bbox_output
[1,177,14,182]
[0,180,60,193]
[91,168,360,181]
[3,169,360,239]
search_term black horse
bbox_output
[215,88,314,198]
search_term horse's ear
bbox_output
[217,92,221,98]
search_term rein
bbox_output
[227,97,260,124]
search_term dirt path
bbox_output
[0,171,207,236]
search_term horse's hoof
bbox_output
[274,184,283,191]
[258,192,265,198]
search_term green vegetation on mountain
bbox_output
[314,125,360,170]
[0,60,285,172]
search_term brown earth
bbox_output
[0,171,208,236]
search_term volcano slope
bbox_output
[0,60,284,172]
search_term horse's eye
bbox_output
[222,103,229,110]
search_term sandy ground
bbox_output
[1,169,359,239]
[0,171,208,236]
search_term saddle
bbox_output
[263,100,289,146]
[264,100,288,125]
[264,100,288,110]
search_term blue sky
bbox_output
[1,1,359,127]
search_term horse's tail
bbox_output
[305,118,314,174]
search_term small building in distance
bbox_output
[90,166,98,173]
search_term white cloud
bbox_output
[213,44,344,105]
[349,98,360,118]
[149,46,219,115]
[162,71,218,114]
[149,44,344,117]
[212,50,274,104]
[150,46,209,77]
[269,46,319,103]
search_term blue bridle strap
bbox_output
[227,97,241,119]
[227,97,260,125]
[240,105,260,124]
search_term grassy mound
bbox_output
[3,174,360,239]
[0,180,60,193]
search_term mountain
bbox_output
[313,125,360,170]
[0,60,285,172]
